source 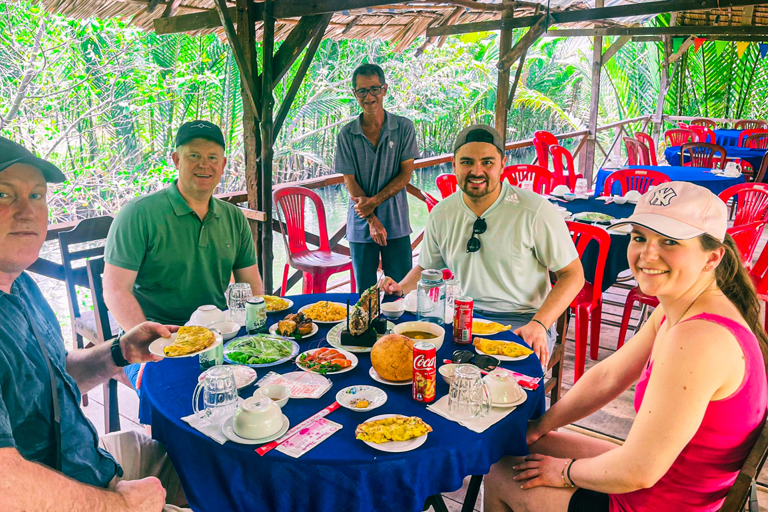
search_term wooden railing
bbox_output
[36,114,654,295]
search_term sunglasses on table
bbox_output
[466,217,487,253]
[451,350,500,372]
[353,85,385,98]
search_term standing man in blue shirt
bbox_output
[0,137,186,511]
[335,63,421,292]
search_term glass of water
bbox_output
[448,365,491,421]
[444,278,462,324]
[192,366,238,420]
[226,283,253,326]
[575,178,589,196]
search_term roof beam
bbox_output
[497,14,550,70]
[601,34,630,64]
[271,15,327,86]
[668,36,694,64]
[543,25,768,38]
[426,0,768,38]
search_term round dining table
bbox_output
[139,293,546,512]
[594,165,744,197]
[664,146,766,172]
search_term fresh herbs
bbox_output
[225,334,294,365]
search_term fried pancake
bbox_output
[473,337,533,358]
[355,415,432,444]
[163,326,216,357]
[472,320,512,335]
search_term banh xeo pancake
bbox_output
[473,337,533,358]
[355,415,432,444]
[163,326,216,357]
[471,320,512,335]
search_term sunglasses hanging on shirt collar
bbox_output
[466,217,487,253]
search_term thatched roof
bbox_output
[679,5,768,27]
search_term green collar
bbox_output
[167,180,219,218]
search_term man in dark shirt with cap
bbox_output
[0,137,186,511]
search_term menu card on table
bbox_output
[257,371,332,399]
[275,418,343,458]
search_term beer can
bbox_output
[245,297,267,334]
[453,296,474,345]
[413,341,437,403]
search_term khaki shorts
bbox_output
[99,430,188,511]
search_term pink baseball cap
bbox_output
[608,181,727,242]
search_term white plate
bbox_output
[268,322,319,339]
[336,385,388,412]
[298,301,349,324]
[259,296,294,314]
[369,366,412,386]
[221,415,289,445]
[359,414,428,453]
[198,365,257,389]
[148,331,223,359]
[223,335,300,368]
[326,321,395,353]
[492,390,528,409]
[472,319,512,337]
[475,342,532,362]
[296,348,359,375]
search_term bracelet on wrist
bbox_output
[532,318,548,332]
[566,459,577,487]
[560,459,576,488]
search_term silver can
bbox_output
[246,297,267,334]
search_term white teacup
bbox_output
[485,369,524,404]
[551,184,570,197]
[233,396,283,439]
[624,190,642,202]
[190,305,226,327]
[253,384,290,408]
[381,301,405,320]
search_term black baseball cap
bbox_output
[0,137,66,183]
[175,120,226,149]
[454,124,505,155]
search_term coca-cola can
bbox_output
[413,341,437,403]
[453,296,474,345]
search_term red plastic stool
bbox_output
[616,286,660,349]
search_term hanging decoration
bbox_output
[737,42,750,58]
[760,43,768,59]
[672,37,684,54]
[715,41,728,55]
[693,38,706,53]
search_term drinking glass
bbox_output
[447,365,491,421]
[444,278,462,324]
[193,366,238,420]
[226,283,253,326]
[575,178,589,196]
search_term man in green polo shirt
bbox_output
[104,121,263,385]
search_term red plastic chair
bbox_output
[678,122,690,129]
[616,287,660,350]
[718,183,768,227]
[665,129,698,147]
[600,168,671,197]
[533,131,559,170]
[500,164,557,194]
[738,129,768,147]
[423,191,439,212]
[688,125,717,144]
[273,186,356,295]
[691,118,717,129]
[735,120,768,131]
[749,242,768,330]
[635,132,658,166]
[728,221,768,269]
[680,142,727,169]
[623,137,651,166]
[550,145,584,192]
[435,173,458,199]
[566,221,611,382]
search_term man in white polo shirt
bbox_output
[382,125,584,365]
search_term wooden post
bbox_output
[581,0,604,184]
[653,14,676,141]
[506,50,527,111]
[494,8,514,138]
[260,0,275,293]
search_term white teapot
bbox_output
[724,162,742,177]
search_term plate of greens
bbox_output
[571,211,614,225]
[223,334,300,368]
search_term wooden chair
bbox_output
[533,130,559,170]
[86,256,121,433]
[665,129,698,147]
[719,419,768,512]
[755,152,768,184]
[623,137,650,166]
[691,118,717,129]
[635,132,658,166]
[738,129,768,147]
[600,168,671,197]
[545,308,569,406]
[501,164,557,194]
[680,142,727,169]
[735,120,768,131]
[58,216,118,405]
[744,133,768,150]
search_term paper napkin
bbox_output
[427,395,516,434]
[181,412,229,445]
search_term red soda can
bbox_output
[453,296,474,345]
[413,341,437,403]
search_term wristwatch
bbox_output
[110,336,130,367]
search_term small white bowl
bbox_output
[253,384,290,408]
[552,184,570,196]
[624,190,642,202]
[612,195,628,205]
[208,320,239,341]
[439,364,457,385]
[233,395,283,439]
[190,305,226,327]
[381,301,405,320]
[394,321,445,350]
[562,193,577,201]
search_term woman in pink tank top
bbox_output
[485,181,768,512]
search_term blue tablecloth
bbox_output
[139,294,546,512]
[554,197,634,290]
[595,165,744,197]
[715,129,742,147]
[665,146,766,171]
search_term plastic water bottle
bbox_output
[417,269,446,325]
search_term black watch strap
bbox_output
[110,336,130,367]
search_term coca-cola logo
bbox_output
[413,354,435,369]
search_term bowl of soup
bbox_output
[393,321,445,350]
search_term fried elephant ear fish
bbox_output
[163,326,216,357]
[355,415,432,444]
